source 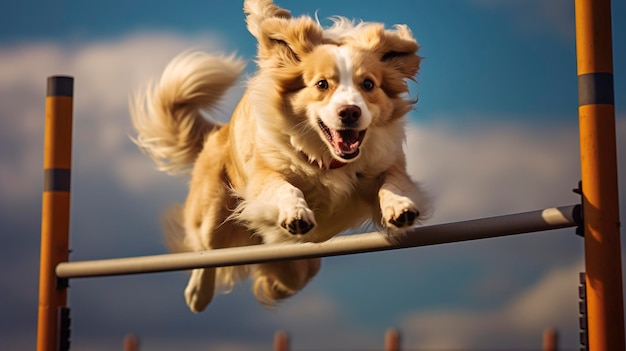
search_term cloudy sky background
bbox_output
[1,0,625,350]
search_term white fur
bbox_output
[316,46,372,132]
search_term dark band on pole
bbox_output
[578,72,614,106]
[44,169,71,192]
[47,76,74,97]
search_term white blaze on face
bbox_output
[318,46,372,131]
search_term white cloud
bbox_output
[393,116,625,349]
[399,259,585,349]
[0,31,244,203]
[270,292,382,349]
[406,119,582,223]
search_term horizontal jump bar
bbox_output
[56,204,580,279]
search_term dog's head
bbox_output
[245,0,421,167]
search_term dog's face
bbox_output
[298,45,376,161]
[251,15,421,165]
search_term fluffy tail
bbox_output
[130,51,246,176]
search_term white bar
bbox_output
[56,205,580,279]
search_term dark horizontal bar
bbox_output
[47,76,74,97]
[43,168,71,192]
[578,72,614,106]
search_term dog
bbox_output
[130,0,429,312]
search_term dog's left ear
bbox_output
[244,0,291,39]
[257,16,324,66]
[379,25,421,79]
[353,24,421,80]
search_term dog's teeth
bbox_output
[318,119,366,160]
[331,129,360,154]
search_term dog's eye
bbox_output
[362,79,375,91]
[316,80,329,90]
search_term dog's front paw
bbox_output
[389,208,418,228]
[279,206,316,235]
[382,196,420,230]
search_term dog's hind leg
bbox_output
[181,183,258,311]
[182,219,255,312]
[182,202,252,312]
[185,268,216,313]
[179,131,250,312]
[162,203,219,313]
[251,258,321,306]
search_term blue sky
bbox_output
[1,1,625,350]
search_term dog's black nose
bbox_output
[338,105,361,125]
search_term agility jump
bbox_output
[37,0,623,350]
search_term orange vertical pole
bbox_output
[542,328,558,351]
[575,0,624,350]
[385,328,401,351]
[37,76,74,351]
[123,334,140,351]
[274,331,289,351]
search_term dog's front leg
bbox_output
[378,164,424,234]
[243,174,316,241]
[274,183,316,235]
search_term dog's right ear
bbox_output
[244,0,291,39]
[256,16,324,66]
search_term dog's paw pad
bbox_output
[281,216,315,235]
[278,203,316,235]
[389,208,419,228]
[381,195,420,230]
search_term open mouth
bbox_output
[318,119,366,161]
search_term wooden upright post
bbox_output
[124,334,140,351]
[575,0,625,350]
[37,76,74,351]
[385,328,401,351]
[542,328,558,351]
[274,331,289,351]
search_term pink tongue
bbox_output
[331,129,360,154]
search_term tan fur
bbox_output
[130,0,430,312]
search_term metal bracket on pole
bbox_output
[56,277,69,289]
[58,307,71,351]
[573,181,584,237]
[579,272,589,351]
